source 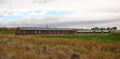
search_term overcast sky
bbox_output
[0,0,120,29]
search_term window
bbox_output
[23,31,26,34]
[54,31,56,34]
[49,31,51,34]
[62,31,64,34]
[34,31,37,34]
[39,31,41,33]
[57,31,59,34]
[64,31,67,34]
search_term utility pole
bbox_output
[46,24,49,29]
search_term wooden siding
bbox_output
[16,28,75,35]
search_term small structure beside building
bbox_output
[16,27,76,35]
[77,27,117,33]
[77,29,110,33]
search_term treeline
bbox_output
[91,27,117,30]
[0,27,16,31]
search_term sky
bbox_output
[0,0,120,29]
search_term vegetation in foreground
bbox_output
[0,29,120,59]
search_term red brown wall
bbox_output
[16,30,75,35]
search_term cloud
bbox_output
[0,14,3,18]
[53,19,120,28]
[0,17,120,29]
[0,17,62,27]
[0,0,120,28]
[33,0,53,4]
[44,17,120,29]
[0,9,72,20]
[0,0,7,4]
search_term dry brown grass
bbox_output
[113,30,120,34]
[0,34,120,59]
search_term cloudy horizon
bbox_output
[0,0,120,29]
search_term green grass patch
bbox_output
[0,30,15,34]
[40,34,120,42]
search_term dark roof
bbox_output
[17,27,75,30]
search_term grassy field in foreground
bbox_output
[40,34,120,42]
[0,30,120,59]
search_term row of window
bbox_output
[22,31,73,34]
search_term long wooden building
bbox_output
[16,27,76,35]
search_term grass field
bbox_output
[0,30,120,59]
[40,34,120,42]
